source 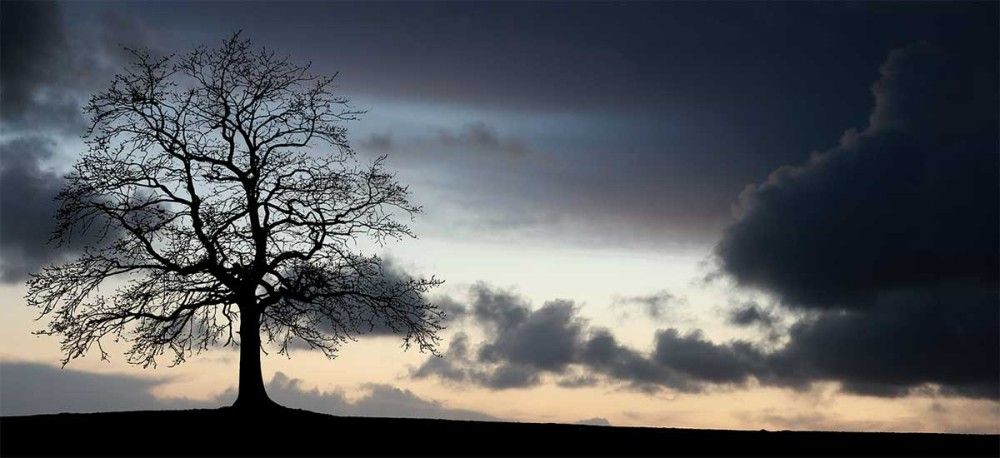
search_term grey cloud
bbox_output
[477,298,583,371]
[0,137,124,283]
[413,284,564,389]
[556,374,600,388]
[575,417,612,426]
[1,138,68,282]
[411,332,544,389]
[579,328,683,393]
[727,302,778,329]
[411,333,475,383]
[652,329,763,385]
[478,363,542,390]
[0,361,497,421]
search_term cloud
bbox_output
[727,302,777,328]
[714,43,998,398]
[726,301,784,343]
[0,361,497,421]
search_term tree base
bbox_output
[230,396,283,412]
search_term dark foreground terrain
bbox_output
[1,408,996,457]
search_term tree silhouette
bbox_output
[25,33,443,409]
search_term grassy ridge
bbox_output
[2,408,996,457]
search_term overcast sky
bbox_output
[1,1,997,433]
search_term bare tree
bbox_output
[25,33,443,409]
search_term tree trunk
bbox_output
[232,306,276,410]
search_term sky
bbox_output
[1,1,998,433]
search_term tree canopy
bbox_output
[25,33,443,407]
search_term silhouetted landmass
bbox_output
[1,408,996,457]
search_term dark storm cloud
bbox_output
[717,43,998,309]
[0,361,497,421]
[713,43,999,399]
[0,138,67,282]
[0,2,81,132]
[764,284,999,399]
[1,2,150,283]
[0,2,154,133]
[135,3,995,117]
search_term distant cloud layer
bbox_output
[0,362,208,415]
[0,361,495,421]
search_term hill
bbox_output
[1,408,996,457]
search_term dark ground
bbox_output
[1,408,997,457]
